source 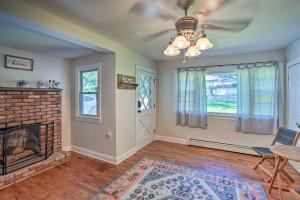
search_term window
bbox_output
[75,64,100,122]
[206,71,237,115]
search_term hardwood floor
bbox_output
[0,140,299,200]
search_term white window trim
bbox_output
[74,63,101,124]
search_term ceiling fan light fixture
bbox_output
[185,45,201,57]
[164,44,180,56]
[173,34,190,49]
[196,36,213,50]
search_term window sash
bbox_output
[79,92,99,117]
[80,69,98,93]
[78,68,100,118]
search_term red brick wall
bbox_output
[0,90,62,152]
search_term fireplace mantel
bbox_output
[0,87,62,92]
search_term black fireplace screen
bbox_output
[0,122,54,175]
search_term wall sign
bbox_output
[117,74,139,90]
[4,55,33,71]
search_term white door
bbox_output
[288,62,300,146]
[136,68,156,149]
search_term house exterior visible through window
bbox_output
[80,69,99,116]
[206,71,237,115]
[139,73,153,110]
[75,64,101,123]
[177,67,237,117]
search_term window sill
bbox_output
[208,113,236,121]
[74,116,101,124]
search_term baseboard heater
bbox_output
[188,138,257,155]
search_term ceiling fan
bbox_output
[129,0,253,58]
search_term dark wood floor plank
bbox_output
[0,140,299,200]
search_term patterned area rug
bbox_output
[92,157,268,200]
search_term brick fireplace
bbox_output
[0,87,69,189]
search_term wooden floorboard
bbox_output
[0,140,299,200]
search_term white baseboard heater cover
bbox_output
[188,138,257,155]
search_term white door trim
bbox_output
[286,57,300,126]
[287,57,300,68]
[135,65,156,149]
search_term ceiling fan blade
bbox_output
[193,0,234,20]
[201,19,252,32]
[142,28,175,41]
[205,19,252,26]
[201,24,241,32]
[129,0,177,21]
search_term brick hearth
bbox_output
[0,87,69,189]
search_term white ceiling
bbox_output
[0,19,99,59]
[19,0,300,61]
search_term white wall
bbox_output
[157,49,286,152]
[115,50,156,159]
[71,53,116,157]
[0,46,72,149]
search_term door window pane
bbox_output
[139,74,152,110]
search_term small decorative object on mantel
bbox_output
[37,81,48,88]
[5,55,33,71]
[48,80,61,89]
[16,79,30,88]
[297,122,300,129]
[117,74,138,90]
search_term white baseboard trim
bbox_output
[62,145,71,152]
[116,147,137,164]
[155,135,256,155]
[136,137,155,150]
[155,135,188,145]
[71,145,117,164]
[189,139,256,155]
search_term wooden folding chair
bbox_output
[252,127,300,183]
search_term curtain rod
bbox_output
[177,60,277,70]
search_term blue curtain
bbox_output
[177,67,207,128]
[236,62,281,134]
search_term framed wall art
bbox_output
[4,55,33,71]
[117,74,138,90]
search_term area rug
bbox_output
[92,157,268,200]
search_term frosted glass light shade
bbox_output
[163,44,180,56]
[185,45,201,57]
[196,37,213,50]
[173,35,190,49]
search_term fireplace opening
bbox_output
[0,122,54,175]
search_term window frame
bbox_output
[75,64,101,123]
[206,66,237,117]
